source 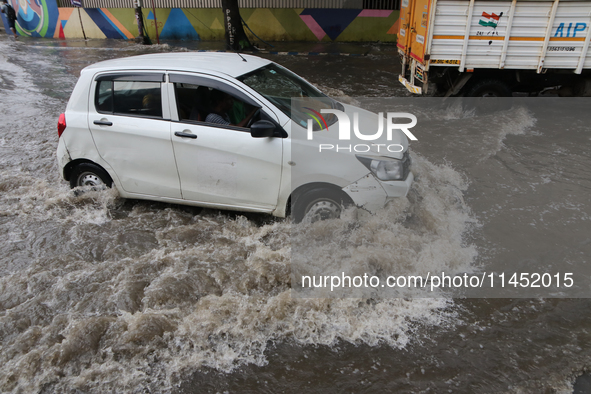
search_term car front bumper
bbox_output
[343,171,414,213]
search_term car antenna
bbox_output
[237,52,247,62]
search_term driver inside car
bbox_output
[206,90,258,127]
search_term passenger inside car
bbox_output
[142,93,161,116]
[188,86,211,121]
[206,90,259,128]
[174,83,210,121]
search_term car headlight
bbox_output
[356,155,408,181]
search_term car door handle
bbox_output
[93,120,113,126]
[174,131,197,139]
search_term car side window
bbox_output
[96,80,113,113]
[95,80,163,118]
[173,83,210,122]
[174,83,258,129]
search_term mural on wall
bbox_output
[147,8,200,40]
[299,9,397,41]
[54,7,134,39]
[239,8,399,42]
[3,3,400,43]
[0,0,59,37]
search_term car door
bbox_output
[88,72,182,199]
[168,73,283,211]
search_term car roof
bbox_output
[83,52,273,78]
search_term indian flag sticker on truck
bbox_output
[416,35,425,44]
[479,12,502,28]
[430,59,461,65]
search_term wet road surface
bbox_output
[0,36,590,393]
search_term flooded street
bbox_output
[1,36,590,393]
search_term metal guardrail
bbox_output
[55,0,398,9]
[363,0,398,8]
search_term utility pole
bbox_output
[221,0,254,51]
[134,0,150,45]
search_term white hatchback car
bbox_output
[56,52,413,221]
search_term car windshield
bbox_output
[238,64,341,130]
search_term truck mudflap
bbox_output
[399,75,422,94]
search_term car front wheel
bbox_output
[70,163,113,189]
[292,188,353,223]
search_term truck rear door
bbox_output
[409,0,431,63]
[398,0,415,53]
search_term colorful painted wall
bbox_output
[1,0,59,37]
[1,0,399,42]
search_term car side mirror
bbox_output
[250,120,276,138]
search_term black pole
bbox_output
[221,0,254,51]
[134,0,150,45]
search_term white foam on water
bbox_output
[292,154,477,299]
[475,106,536,159]
[25,42,177,53]
[0,39,479,392]
[0,148,477,392]
[410,103,537,163]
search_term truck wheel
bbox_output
[464,79,512,97]
[292,188,353,223]
[70,163,113,189]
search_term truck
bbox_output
[397,0,591,96]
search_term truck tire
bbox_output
[292,187,353,223]
[464,78,512,97]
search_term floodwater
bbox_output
[0,36,590,393]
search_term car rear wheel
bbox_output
[292,188,353,223]
[70,163,113,189]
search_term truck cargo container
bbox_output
[398,0,591,96]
